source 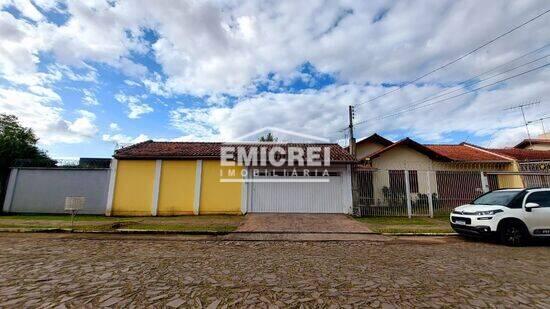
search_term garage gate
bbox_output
[248,170,352,213]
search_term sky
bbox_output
[0,0,549,159]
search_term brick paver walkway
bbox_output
[0,233,549,308]
[236,214,373,233]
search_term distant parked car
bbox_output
[450,188,550,246]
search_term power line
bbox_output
[401,47,550,108]
[369,53,550,119]
[527,114,550,134]
[336,44,550,133]
[367,64,548,122]
[353,62,549,127]
[354,8,550,108]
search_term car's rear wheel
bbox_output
[499,221,527,246]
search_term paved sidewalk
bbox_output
[236,214,373,233]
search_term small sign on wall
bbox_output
[65,197,86,228]
[65,197,86,211]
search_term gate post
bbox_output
[351,165,360,216]
[480,171,490,193]
[426,171,434,218]
[404,170,412,219]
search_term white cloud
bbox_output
[48,64,98,83]
[114,93,154,119]
[68,110,98,138]
[169,107,227,141]
[166,76,550,146]
[1,0,549,150]
[102,133,149,144]
[82,89,99,106]
[6,0,44,21]
[124,79,141,87]
[0,87,98,144]
[109,122,121,131]
[142,72,171,97]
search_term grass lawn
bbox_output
[356,216,453,234]
[0,214,243,233]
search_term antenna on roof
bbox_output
[504,99,541,146]
[527,114,550,134]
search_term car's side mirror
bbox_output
[525,202,540,212]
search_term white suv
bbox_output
[450,188,550,246]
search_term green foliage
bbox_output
[0,114,56,171]
[259,132,278,142]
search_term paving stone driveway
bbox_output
[1,233,549,308]
[236,214,373,233]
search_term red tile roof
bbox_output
[488,148,550,161]
[114,141,355,163]
[362,133,550,163]
[425,144,511,162]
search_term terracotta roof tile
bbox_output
[488,148,550,161]
[114,141,355,163]
[358,133,550,163]
[425,144,510,162]
[367,138,450,161]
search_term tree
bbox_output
[0,114,55,204]
[259,132,278,142]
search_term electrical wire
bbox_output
[336,44,550,133]
[353,62,549,127]
[370,53,549,119]
[354,8,550,108]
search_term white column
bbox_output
[426,171,434,218]
[105,159,118,216]
[343,165,354,214]
[480,171,490,193]
[240,167,248,214]
[151,160,162,216]
[193,160,203,215]
[405,170,412,219]
[2,168,18,213]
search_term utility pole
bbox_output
[504,100,540,146]
[348,105,356,157]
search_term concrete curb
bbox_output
[0,228,229,235]
[114,229,229,235]
[230,231,377,235]
[381,232,459,236]
[0,228,458,237]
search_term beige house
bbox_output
[353,134,550,214]
[514,133,550,151]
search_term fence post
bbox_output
[480,171,490,193]
[2,168,18,213]
[426,171,434,218]
[404,170,412,218]
[105,159,118,216]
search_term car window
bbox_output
[525,191,550,208]
[507,191,527,209]
[472,191,520,206]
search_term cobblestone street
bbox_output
[0,233,549,308]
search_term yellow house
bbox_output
[105,141,245,216]
[105,141,355,216]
